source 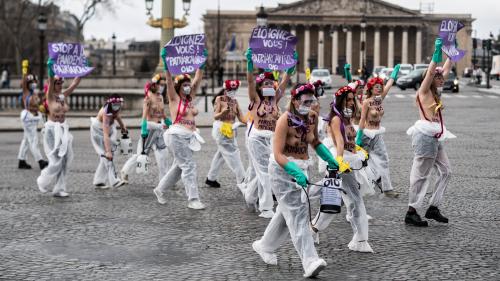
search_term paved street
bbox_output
[0,84,499,280]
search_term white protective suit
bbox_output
[155,124,205,201]
[407,120,455,210]
[361,127,393,192]
[245,127,274,213]
[90,117,120,187]
[255,155,325,274]
[17,109,43,162]
[121,121,170,182]
[206,121,245,184]
[37,120,74,195]
[311,144,373,252]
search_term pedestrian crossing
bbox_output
[382,93,499,100]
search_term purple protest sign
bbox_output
[48,43,94,78]
[249,27,297,71]
[164,34,206,75]
[438,19,466,62]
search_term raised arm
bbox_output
[276,51,298,102]
[47,58,55,102]
[382,64,400,100]
[344,63,352,83]
[189,68,203,100]
[442,57,453,79]
[161,48,179,104]
[245,48,258,102]
[420,38,442,95]
[63,77,81,97]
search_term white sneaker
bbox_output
[303,258,327,278]
[187,199,206,210]
[112,180,126,189]
[120,171,129,184]
[259,210,274,219]
[94,183,110,190]
[348,240,374,253]
[38,185,48,193]
[346,214,352,223]
[53,191,69,198]
[153,188,167,204]
[252,240,277,265]
[367,214,373,220]
[237,182,246,195]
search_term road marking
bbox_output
[471,95,482,98]
[394,94,405,98]
[487,95,499,99]
[442,94,451,98]
[455,95,467,98]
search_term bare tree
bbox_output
[74,0,116,41]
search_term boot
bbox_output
[18,160,32,169]
[425,206,449,223]
[405,210,428,227]
[38,160,48,170]
[205,178,221,188]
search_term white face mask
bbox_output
[57,94,65,101]
[183,85,191,95]
[226,90,236,98]
[373,95,382,102]
[111,104,121,112]
[159,85,165,93]
[262,87,275,97]
[297,104,311,115]
[436,87,443,94]
[343,108,353,118]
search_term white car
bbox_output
[310,69,332,88]
[414,64,429,71]
[378,67,393,82]
[372,66,386,78]
[399,64,413,76]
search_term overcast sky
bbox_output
[64,0,499,42]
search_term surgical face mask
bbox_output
[343,108,353,118]
[373,95,382,102]
[226,90,236,98]
[436,87,443,95]
[183,85,191,95]
[111,104,121,112]
[262,87,275,97]
[297,104,311,115]
[159,85,165,94]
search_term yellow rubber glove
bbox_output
[22,60,29,75]
[220,122,234,138]
[355,145,369,160]
[335,156,352,173]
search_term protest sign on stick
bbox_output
[438,19,466,62]
[249,27,297,71]
[48,43,94,78]
[164,34,206,75]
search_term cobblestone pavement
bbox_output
[0,85,499,280]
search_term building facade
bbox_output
[203,0,474,75]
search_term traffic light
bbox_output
[487,39,492,51]
[473,38,477,49]
[482,40,487,49]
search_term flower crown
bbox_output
[256,72,276,84]
[366,77,384,91]
[224,79,240,90]
[335,85,354,96]
[107,96,124,104]
[291,83,315,97]
[174,73,191,85]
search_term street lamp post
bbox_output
[37,12,47,91]
[360,15,367,79]
[112,33,116,76]
[256,5,268,27]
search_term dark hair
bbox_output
[327,88,357,123]
[212,89,225,106]
[174,77,191,94]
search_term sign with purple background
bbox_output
[48,43,93,78]
[249,27,297,71]
[438,19,466,62]
[164,34,206,75]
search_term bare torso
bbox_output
[416,90,441,123]
[331,118,356,153]
[283,111,317,160]
[169,96,198,131]
[215,96,239,123]
[47,94,69,123]
[250,96,280,131]
[146,93,167,123]
[364,97,384,129]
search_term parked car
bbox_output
[372,65,386,78]
[379,67,399,83]
[396,68,425,90]
[413,64,429,71]
[443,71,459,93]
[490,55,500,80]
[399,64,413,76]
[310,69,332,88]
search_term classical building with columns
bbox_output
[203,0,474,75]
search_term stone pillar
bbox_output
[387,27,394,67]
[331,27,338,74]
[402,27,408,64]
[374,26,380,67]
[318,28,325,68]
[304,26,310,71]
[290,25,296,36]
[416,28,422,63]
[346,28,352,65]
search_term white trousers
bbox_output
[17,110,43,162]
[90,118,120,186]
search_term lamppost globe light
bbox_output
[360,15,367,29]
[342,25,348,33]
[37,12,47,31]
[145,0,154,15]
[112,33,116,42]
[182,0,191,14]
[256,5,268,27]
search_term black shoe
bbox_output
[18,160,32,169]
[374,178,383,193]
[38,160,48,170]
[405,211,428,227]
[425,206,449,223]
[205,178,221,188]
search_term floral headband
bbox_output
[151,74,162,84]
[335,85,354,96]
[291,83,315,97]
[107,96,124,104]
[174,73,191,85]
[224,79,240,90]
[434,67,444,76]
[256,72,276,84]
[366,77,384,91]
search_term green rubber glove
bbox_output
[47,58,55,78]
[286,51,298,75]
[284,161,308,188]
[200,48,208,70]
[432,38,443,63]
[141,119,148,138]
[245,48,254,73]
[355,129,364,147]
[160,48,168,71]
[164,117,172,127]
[315,143,339,169]
[390,64,401,80]
[344,63,352,82]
